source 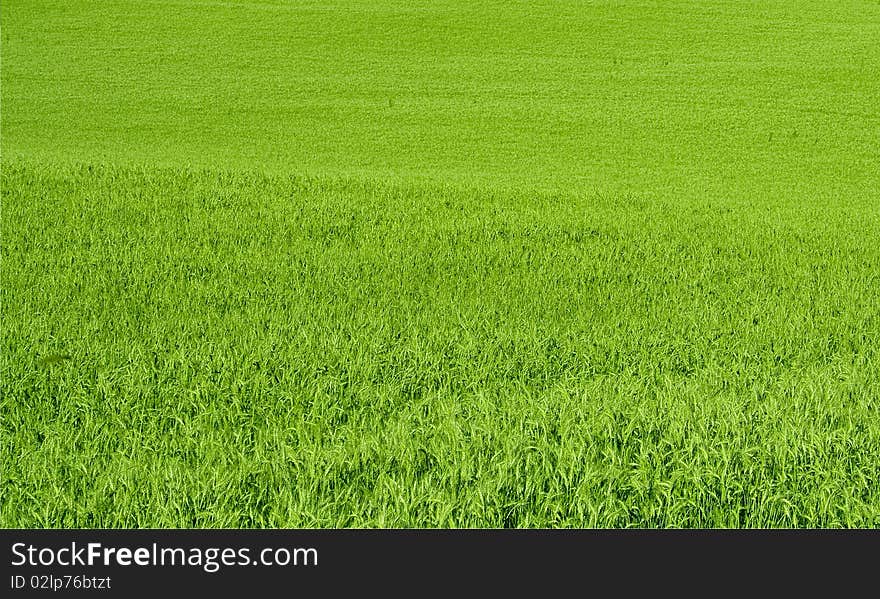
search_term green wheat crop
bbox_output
[1,1,878,527]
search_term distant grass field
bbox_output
[2,1,879,526]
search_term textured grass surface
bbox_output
[2,1,879,527]
[3,164,879,526]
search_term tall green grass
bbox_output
[3,163,878,526]
[2,0,878,527]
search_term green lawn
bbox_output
[1,1,879,526]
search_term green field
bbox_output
[2,1,879,527]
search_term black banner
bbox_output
[2,529,877,595]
